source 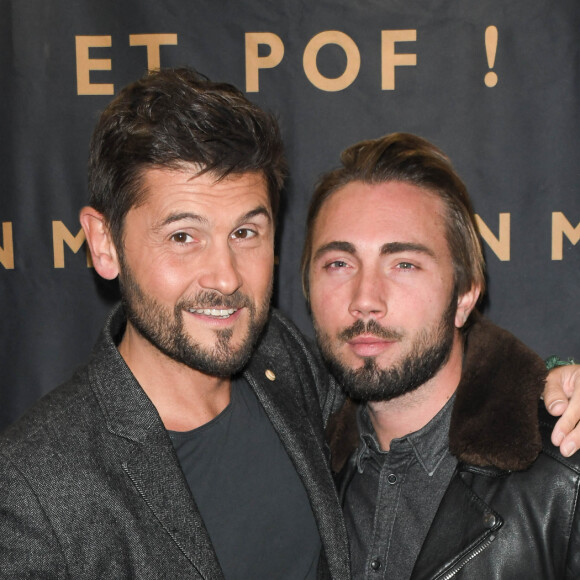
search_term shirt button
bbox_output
[387,473,397,484]
[370,558,382,571]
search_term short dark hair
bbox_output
[301,132,486,302]
[88,67,287,249]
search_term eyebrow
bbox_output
[238,205,272,225]
[155,205,272,230]
[380,241,436,259]
[158,212,208,228]
[312,241,356,263]
[312,240,436,262]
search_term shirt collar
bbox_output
[356,393,455,477]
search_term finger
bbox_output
[543,367,569,417]
[548,366,580,453]
[552,414,578,452]
[556,428,579,458]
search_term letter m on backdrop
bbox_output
[52,221,92,268]
[552,212,580,260]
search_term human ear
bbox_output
[79,207,120,280]
[454,285,481,328]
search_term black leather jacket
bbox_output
[328,316,580,578]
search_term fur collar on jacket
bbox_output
[326,314,548,474]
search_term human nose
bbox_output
[197,241,243,296]
[348,264,387,319]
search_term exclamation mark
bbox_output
[485,26,498,87]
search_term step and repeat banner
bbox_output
[1,0,579,429]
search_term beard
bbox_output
[118,258,272,378]
[314,290,458,402]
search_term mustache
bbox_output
[338,319,403,342]
[179,290,252,311]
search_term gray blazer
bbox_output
[0,306,350,579]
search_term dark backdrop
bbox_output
[1,0,579,429]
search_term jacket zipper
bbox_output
[435,534,497,580]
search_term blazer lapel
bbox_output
[88,312,224,580]
[245,360,350,579]
[122,443,224,579]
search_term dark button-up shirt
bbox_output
[343,396,458,579]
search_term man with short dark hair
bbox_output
[0,68,349,579]
[303,132,580,578]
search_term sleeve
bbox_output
[0,457,67,578]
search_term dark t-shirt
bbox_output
[169,376,321,579]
